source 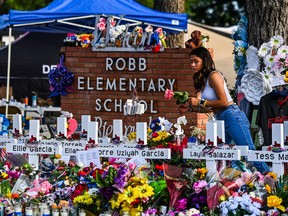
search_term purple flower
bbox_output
[175,198,187,211]
[99,187,114,200]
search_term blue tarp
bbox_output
[0,0,188,33]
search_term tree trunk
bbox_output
[245,0,288,48]
[154,0,185,48]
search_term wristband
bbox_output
[199,99,206,107]
[203,99,208,107]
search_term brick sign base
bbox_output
[60,47,209,136]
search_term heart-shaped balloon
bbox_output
[67,118,78,137]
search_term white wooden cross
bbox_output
[249,123,286,177]
[12,114,22,134]
[183,121,241,176]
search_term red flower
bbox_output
[71,184,88,201]
[155,164,164,171]
[152,132,159,138]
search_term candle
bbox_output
[159,206,167,216]
[29,119,40,141]
[14,205,22,216]
[52,209,59,216]
[43,208,50,216]
[88,121,98,141]
[60,210,68,216]
[25,207,32,216]
[81,115,91,133]
[79,209,86,216]
[136,122,147,145]
[113,119,123,141]
[57,116,67,137]
[13,114,22,134]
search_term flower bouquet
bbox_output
[164,89,190,105]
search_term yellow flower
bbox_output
[219,195,226,202]
[267,172,277,180]
[121,201,132,212]
[118,186,141,204]
[265,184,271,194]
[267,195,285,212]
[130,177,148,186]
[1,172,8,179]
[135,184,154,199]
[55,154,61,159]
[129,206,142,216]
[109,196,120,209]
[128,132,136,141]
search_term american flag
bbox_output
[111,210,120,216]
[0,148,8,162]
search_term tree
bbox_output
[153,0,186,48]
[0,0,53,14]
[188,0,245,27]
[245,0,288,48]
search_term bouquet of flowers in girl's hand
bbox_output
[164,89,190,105]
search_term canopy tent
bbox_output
[0,0,187,33]
[0,0,188,116]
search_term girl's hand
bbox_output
[190,97,200,107]
[177,103,190,115]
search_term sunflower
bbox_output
[135,184,154,199]
[118,186,141,204]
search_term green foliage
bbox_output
[274,175,288,207]
[1,0,245,28]
[135,0,154,8]
[0,0,53,14]
[188,0,245,27]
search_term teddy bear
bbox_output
[185,30,202,49]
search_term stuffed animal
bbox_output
[132,26,143,46]
[77,34,93,48]
[185,30,202,49]
[145,25,153,33]
[155,28,167,48]
[149,31,161,53]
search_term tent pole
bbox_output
[5,27,12,117]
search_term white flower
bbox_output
[246,46,260,70]
[264,54,275,67]
[269,35,284,48]
[240,69,272,105]
[177,116,187,125]
[258,42,270,57]
[277,45,288,58]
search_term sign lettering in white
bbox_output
[6,144,55,154]
[183,148,241,160]
[248,151,288,162]
[96,147,171,159]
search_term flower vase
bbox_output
[202,39,207,48]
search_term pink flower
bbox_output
[193,180,207,193]
[97,22,106,31]
[235,172,253,187]
[164,89,174,100]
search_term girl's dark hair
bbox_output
[189,47,216,91]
